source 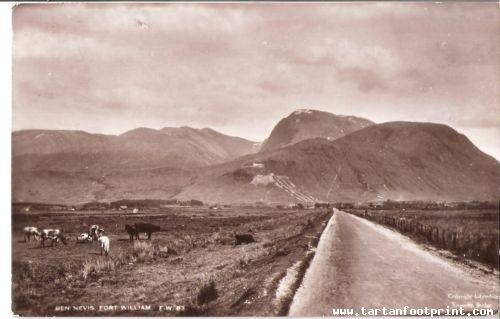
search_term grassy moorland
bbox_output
[12,207,331,316]
[346,208,499,269]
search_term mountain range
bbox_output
[12,109,499,204]
[13,126,258,171]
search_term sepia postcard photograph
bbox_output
[6,1,500,317]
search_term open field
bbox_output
[346,208,499,268]
[12,207,331,316]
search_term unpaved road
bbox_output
[289,210,499,316]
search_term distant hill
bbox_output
[12,121,499,205]
[260,109,374,152]
[12,127,258,172]
[12,127,256,203]
[176,122,499,203]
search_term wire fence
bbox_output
[348,210,499,268]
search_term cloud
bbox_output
[11,2,500,159]
[14,29,104,59]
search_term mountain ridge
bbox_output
[174,121,499,204]
[12,126,258,171]
[260,109,374,152]
[11,114,499,205]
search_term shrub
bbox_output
[132,241,155,263]
[81,258,115,280]
[197,280,218,305]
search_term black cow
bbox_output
[235,234,255,245]
[134,223,161,240]
[125,224,138,241]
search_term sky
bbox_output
[12,2,500,159]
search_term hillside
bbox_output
[176,122,499,203]
[12,121,499,205]
[12,127,257,172]
[260,109,374,152]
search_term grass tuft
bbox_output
[197,279,218,305]
[132,241,155,263]
[81,258,115,280]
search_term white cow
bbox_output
[98,236,110,256]
[77,233,93,243]
[40,229,66,247]
[23,226,41,242]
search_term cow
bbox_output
[40,229,67,247]
[77,233,93,243]
[23,226,41,242]
[97,228,105,237]
[52,234,68,246]
[98,236,110,256]
[134,223,161,240]
[235,234,255,245]
[125,224,138,241]
[89,225,104,241]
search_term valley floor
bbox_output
[12,207,331,316]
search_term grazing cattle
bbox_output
[125,224,138,241]
[77,233,93,243]
[52,234,68,246]
[23,226,41,242]
[98,236,110,256]
[134,223,161,240]
[40,229,67,247]
[235,234,255,245]
[97,228,105,237]
[89,225,104,241]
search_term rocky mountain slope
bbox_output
[259,109,374,152]
[176,122,499,203]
